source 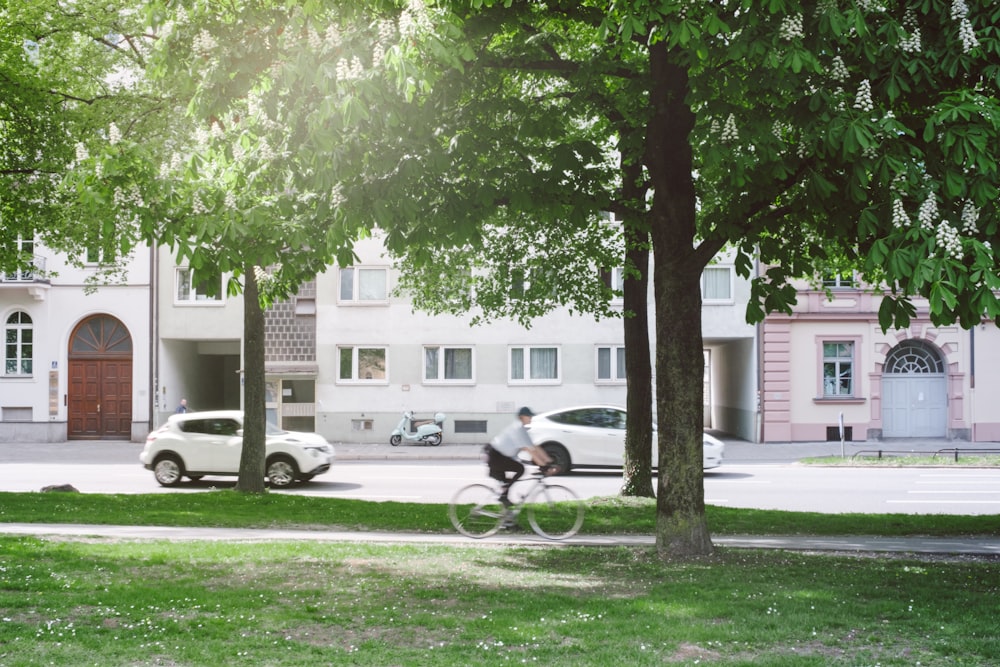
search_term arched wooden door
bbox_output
[67,315,133,440]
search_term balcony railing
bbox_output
[1,255,49,284]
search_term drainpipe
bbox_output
[149,244,158,431]
[970,324,975,441]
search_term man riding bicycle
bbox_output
[486,406,554,507]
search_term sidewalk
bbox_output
[329,436,991,463]
[2,522,999,556]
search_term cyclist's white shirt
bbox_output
[490,420,531,457]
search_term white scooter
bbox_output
[390,411,446,446]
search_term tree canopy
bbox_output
[6,0,999,555]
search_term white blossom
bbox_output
[829,56,848,82]
[108,123,121,146]
[210,121,224,139]
[307,26,323,51]
[192,29,217,55]
[779,13,804,41]
[917,195,938,231]
[75,143,89,162]
[224,191,237,209]
[891,199,910,229]
[720,114,739,142]
[335,56,364,81]
[853,79,874,113]
[934,221,963,260]
[961,201,979,233]
[951,0,980,52]
[330,184,346,207]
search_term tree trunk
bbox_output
[647,43,713,557]
[236,263,267,494]
[621,155,653,498]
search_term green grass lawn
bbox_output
[1,491,999,665]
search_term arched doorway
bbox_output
[67,315,133,440]
[881,339,947,438]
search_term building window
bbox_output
[822,272,855,288]
[5,236,36,281]
[339,267,387,303]
[176,268,223,303]
[338,346,387,382]
[701,266,733,302]
[4,311,33,376]
[424,346,474,383]
[600,267,625,302]
[822,342,854,397]
[596,345,626,383]
[509,346,560,383]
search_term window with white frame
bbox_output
[424,346,474,383]
[701,266,733,302]
[596,345,626,383]
[4,311,32,376]
[338,346,387,382]
[509,346,560,383]
[5,236,35,281]
[822,342,854,397]
[176,267,223,303]
[339,267,387,303]
[600,267,625,302]
[822,271,856,288]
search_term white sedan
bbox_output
[526,405,724,473]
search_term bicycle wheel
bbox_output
[448,484,505,538]
[526,483,584,540]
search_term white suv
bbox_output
[140,410,335,488]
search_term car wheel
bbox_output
[266,456,299,488]
[540,442,572,474]
[153,455,184,487]
[390,434,402,446]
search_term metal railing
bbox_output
[851,447,1000,462]
[1,255,48,283]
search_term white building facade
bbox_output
[0,242,152,441]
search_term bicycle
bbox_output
[448,466,585,540]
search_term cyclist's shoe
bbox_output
[541,464,562,476]
[501,519,520,530]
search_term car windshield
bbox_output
[265,422,287,436]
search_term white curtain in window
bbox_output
[530,348,558,379]
[702,267,731,300]
[359,269,386,300]
[597,347,611,379]
[424,347,439,380]
[339,268,354,300]
[445,348,472,380]
[510,348,524,380]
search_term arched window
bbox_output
[4,311,33,375]
[884,340,944,374]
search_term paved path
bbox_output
[2,523,998,556]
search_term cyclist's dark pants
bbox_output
[486,446,524,495]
